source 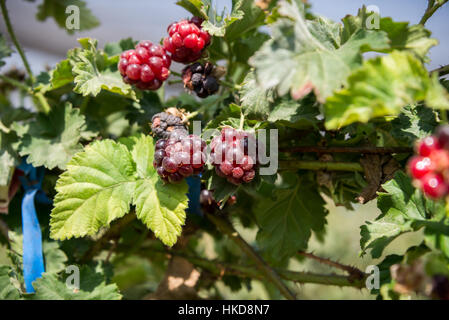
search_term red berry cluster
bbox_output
[163,17,211,64]
[154,134,206,184]
[210,127,257,185]
[408,126,449,199]
[118,41,171,90]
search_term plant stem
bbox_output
[0,74,30,91]
[150,249,367,288]
[168,79,183,85]
[220,79,241,91]
[297,251,365,279]
[34,92,51,114]
[206,213,297,300]
[239,112,244,131]
[171,70,182,78]
[280,160,364,172]
[419,0,448,25]
[280,146,413,154]
[430,64,449,77]
[0,0,35,84]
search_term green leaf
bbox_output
[267,98,319,129]
[207,172,239,208]
[201,0,245,37]
[221,0,265,41]
[30,266,121,300]
[50,59,74,90]
[360,171,446,258]
[43,242,68,274]
[341,6,437,59]
[391,105,438,145]
[70,38,136,99]
[0,265,21,300]
[324,51,449,130]
[36,0,99,34]
[130,135,188,246]
[0,131,19,186]
[240,71,275,120]
[250,0,389,102]
[18,103,86,170]
[0,33,13,68]
[50,139,136,240]
[176,0,208,19]
[255,175,328,261]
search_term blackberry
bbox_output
[154,134,206,184]
[163,17,211,64]
[151,108,189,140]
[210,127,257,185]
[118,41,171,90]
[182,62,220,98]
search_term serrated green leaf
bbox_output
[324,51,449,130]
[50,59,74,89]
[50,139,136,240]
[130,135,188,246]
[240,71,275,120]
[0,33,13,68]
[43,242,68,274]
[225,0,265,41]
[391,105,438,145]
[36,0,99,34]
[18,103,86,170]
[360,171,447,258]
[341,7,437,59]
[70,38,136,100]
[0,131,19,186]
[268,98,319,129]
[0,265,21,300]
[207,172,239,207]
[255,175,328,261]
[176,0,208,19]
[201,0,245,37]
[30,266,121,300]
[250,0,389,102]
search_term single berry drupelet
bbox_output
[154,134,207,184]
[163,17,211,64]
[118,41,171,90]
[210,127,257,185]
[182,62,220,98]
[151,110,189,140]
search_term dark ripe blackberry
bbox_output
[156,139,167,150]
[437,125,449,149]
[203,76,219,94]
[431,275,449,300]
[151,111,188,140]
[168,172,183,183]
[182,62,220,98]
[190,62,203,74]
[191,73,203,88]
[154,149,166,164]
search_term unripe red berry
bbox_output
[418,136,441,157]
[421,173,448,199]
[408,156,432,179]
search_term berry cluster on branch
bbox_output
[408,125,449,199]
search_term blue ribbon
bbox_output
[186,176,202,216]
[17,160,50,293]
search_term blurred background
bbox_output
[0,0,447,299]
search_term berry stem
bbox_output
[239,111,245,131]
[0,0,34,84]
[0,74,30,92]
[280,160,364,172]
[0,0,51,114]
[430,64,449,77]
[419,0,448,25]
[297,251,365,279]
[219,79,242,91]
[142,248,367,288]
[280,146,413,154]
[206,213,297,300]
[170,70,182,78]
